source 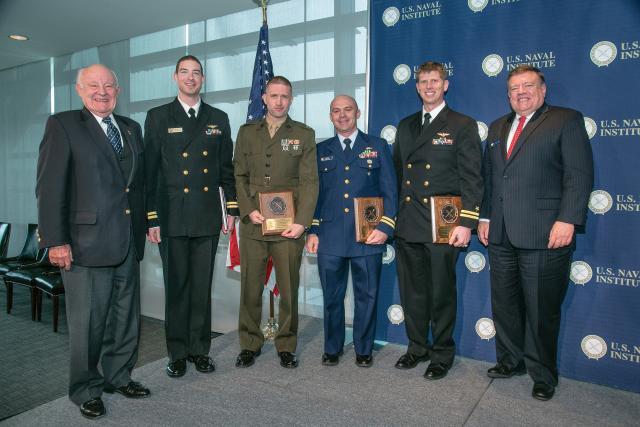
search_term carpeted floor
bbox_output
[2,310,639,426]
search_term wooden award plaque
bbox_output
[259,191,295,236]
[354,197,384,242]
[430,195,462,243]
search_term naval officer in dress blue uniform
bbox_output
[306,95,397,367]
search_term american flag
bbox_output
[246,23,273,122]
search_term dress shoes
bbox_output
[166,358,187,377]
[394,352,429,369]
[104,381,150,398]
[424,362,449,380]
[355,354,373,368]
[321,351,342,366]
[80,397,105,420]
[487,362,526,379]
[236,349,261,368]
[279,351,299,369]
[188,354,216,373]
[532,382,555,401]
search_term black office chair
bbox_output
[0,223,40,275]
[3,248,57,319]
[0,222,10,258]
[35,272,65,332]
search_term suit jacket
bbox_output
[393,105,483,243]
[309,131,398,257]
[144,98,238,237]
[234,116,319,241]
[480,104,594,249]
[36,108,146,266]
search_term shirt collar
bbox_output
[337,129,359,146]
[423,101,446,122]
[177,97,201,117]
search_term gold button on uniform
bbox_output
[423,198,429,204]
[344,179,350,184]
[203,187,209,192]
[203,168,208,174]
[182,152,188,158]
[424,181,429,187]
[344,208,350,213]
[407,163,412,169]
[202,150,208,156]
[406,180,411,185]
[345,166,350,171]
[125,188,129,193]
[125,209,131,215]
[183,170,189,175]
[344,193,349,198]
[405,196,411,202]
[425,164,431,169]
[184,188,189,193]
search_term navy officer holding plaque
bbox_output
[306,95,397,367]
[393,61,483,380]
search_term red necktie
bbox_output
[506,115,526,159]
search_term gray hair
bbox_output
[76,64,119,88]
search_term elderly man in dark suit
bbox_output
[478,65,594,401]
[145,55,238,378]
[393,61,483,380]
[36,64,150,419]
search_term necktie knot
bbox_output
[507,115,527,159]
[421,112,432,134]
[188,108,196,120]
[343,138,352,153]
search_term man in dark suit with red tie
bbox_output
[145,55,238,378]
[393,61,483,380]
[478,65,594,401]
[37,64,150,419]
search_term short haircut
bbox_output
[76,65,119,88]
[415,61,447,81]
[266,75,293,91]
[175,55,203,74]
[507,65,546,85]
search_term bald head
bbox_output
[330,95,360,137]
[75,64,120,118]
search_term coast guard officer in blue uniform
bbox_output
[306,95,397,367]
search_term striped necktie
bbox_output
[102,117,123,155]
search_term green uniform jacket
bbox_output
[234,116,319,241]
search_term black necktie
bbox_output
[344,138,352,155]
[102,117,123,155]
[188,107,197,122]
[421,112,431,134]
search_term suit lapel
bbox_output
[406,107,448,160]
[115,116,137,187]
[500,114,514,161]
[506,104,549,164]
[80,109,124,185]
[169,98,193,151]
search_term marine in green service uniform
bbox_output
[233,76,319,369]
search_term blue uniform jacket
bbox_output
[309,131,398,257]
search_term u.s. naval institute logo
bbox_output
[475,318,496,340]
[590,41,617,67]
[382,244,396,264]
[387,304,404,325]
[482,54,504,77]
[588,190,613,215]
[382,7,401,27]
[477,121,488,142]
[468,0,489,12]
[393,64,412,84]
[570,261,593,285]
[584,117,597,139]
[581,335,607,360]
[380,125,397,145]
[465,251,486,273]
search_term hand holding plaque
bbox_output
[259,191,295,236]
[354,197,383,242]
[430,195,462,244]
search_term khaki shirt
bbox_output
[234,116,319,241]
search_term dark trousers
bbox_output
[160,235,219,361]
[488,227,572,386]
[61,240,140,405]
[238,237,305,353]
[395,237,460,366]
[317,253,382,356]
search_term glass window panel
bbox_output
[210,100,249,141]
[205,51,254,92]
[306,0,334,21]
[355,26,367,75]
[130,65,176,102]
[355,0,368,12]
[270,43,305,82]
[206,9,259,40]
[130,25,187,57]
[305,91,335,140]
[306,36,334,80]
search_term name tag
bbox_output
[168,127,183,134]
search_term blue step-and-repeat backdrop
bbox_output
[369,0,640,392]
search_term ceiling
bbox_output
[0,0,281,71]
